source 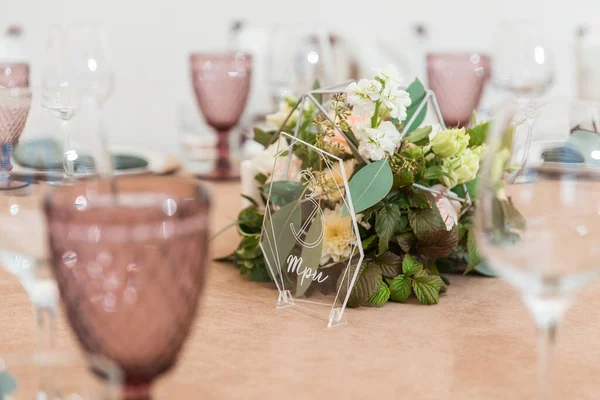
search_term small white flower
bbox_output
[381,85,411,120]
[356,121,401,161]
[345,79,382,117]
[374,65,404,86]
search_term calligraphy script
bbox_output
[287,255,328,286]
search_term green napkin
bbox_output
[13,139,149,171]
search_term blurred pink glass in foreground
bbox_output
[45,176,211,399]
[0,62,29,88]
[427,53,491,127]
[190,52,252,180]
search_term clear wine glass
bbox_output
[0,87,32,190]
[0,351,122,399]
[476,98,600,399]
[190,51,252,180]
[41,24,114,179]
[267,24,335,106]
[44,176,211,399]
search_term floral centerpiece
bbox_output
[221,66,493,307]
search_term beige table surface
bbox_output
[2,181,600,400]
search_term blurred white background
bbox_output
[3,0,600,153]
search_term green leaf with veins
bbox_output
[387,275,412,303]
[408,206,447,239]
[367,281,391,307]
[412,271,444,305]
[376,203,402,255]
[373,251,403,278]
[402,254,423,276]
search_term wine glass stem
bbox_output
[0,143,13,186]
[62,120,75,177]
[536,321,557,400]
[216,130,231,173]
[35,305,56,351]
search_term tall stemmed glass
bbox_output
[492,19,554,162]
[0,87,32,190]
[44,176,210,399]
[476,98,600,399]
[0,62,30,88]
[190,52,252,180]
[41,24,114,179]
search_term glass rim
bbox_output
[189,51,253,62]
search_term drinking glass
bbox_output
[190,52,252,180]
[0,87,32,190]
[0,62,29,88]
[44,176,210,399]
[267,24,335,106]
[476,98,600,399]
[41,24,114,179]
[427,52,491,127]
[0,351,122,399]
[493,20,554,97]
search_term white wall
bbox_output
[4,0,600,154]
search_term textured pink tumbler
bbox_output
[190,52,252,180]
[427,53,491,127]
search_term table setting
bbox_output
[1,13,600,400]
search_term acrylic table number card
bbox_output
[259,132,364,328]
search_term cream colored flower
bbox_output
[321,203,356,265]
[431,127,469,158]
[251,136,290,175]
[266,101,297,128]
[268,154,303,183]
[312,159,356,202]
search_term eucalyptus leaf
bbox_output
[402,78,428,134]
[343,160,393,216]
[367,281,391,307]
[412,271,444,305]
[264,181,305,206]
[474,261,497,277]
[388,275,412,303]
[296,217,324,297]
[260,201,302,278]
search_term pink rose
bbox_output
[431,184,461,231]
[268,155,303,183]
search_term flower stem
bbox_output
[371,100,381,127]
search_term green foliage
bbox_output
[372,251,403,278]
[464,229,482,274]
[263,181,305,206]
[296,218,324,296]
[387,275,412,303]
[237,206,263,236]
[367,281,391,307]
[408,206,447,239]
[344,160,393,215]
[395,232,415,253]
[415,226,459,259]
[375,203,402,255]
[402,78,428,134]
[466,120,490,147]
[405,125,432,146]
[259,201,302,278]
[402,254,422,276]
[343,263,383,308]
[253,127,275,147]
[412,271,444,305]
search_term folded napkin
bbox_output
[13,138,149,171]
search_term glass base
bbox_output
[0,179,29,190]
[194,161,240,181]
[124,382,152,400]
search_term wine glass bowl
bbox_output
[0,62,30,88]
[475,98,600,396]
[44,176,210,399]
[427,52,491,127]
[190,51,252,180]
[0,87,32,190]
[492,20,554,97]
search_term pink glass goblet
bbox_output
[190,52,252,180]
[0,62,30,88]
[0,87,32,190]
[427,53,491,127]
[44,176,211,400]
